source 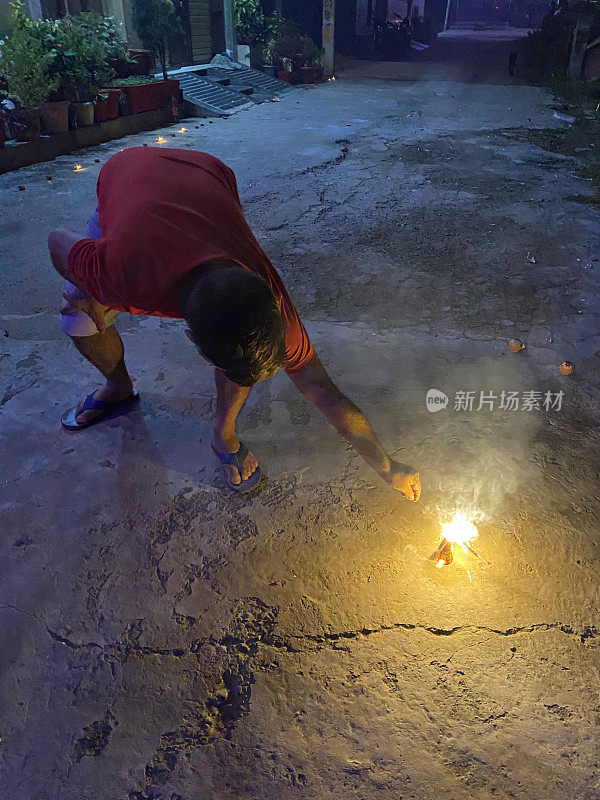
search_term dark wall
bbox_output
[282,0,323,44]
[335,0,357,53]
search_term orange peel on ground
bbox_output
[509,338,524,352]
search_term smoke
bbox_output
[413,355,543,525]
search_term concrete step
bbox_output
[170,63,296,116]
[206,66,296,97]
[176,72,254,116]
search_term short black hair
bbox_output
[181,264,286,386]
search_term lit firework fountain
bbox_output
[431,512,487,569]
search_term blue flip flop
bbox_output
[212,440,262,493]
[61,388,140,430]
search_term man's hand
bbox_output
[61,285,108,333]
[382,461,421,501]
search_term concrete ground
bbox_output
[2,31,600,800]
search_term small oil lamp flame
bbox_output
[74,164,83,171]
[156,136,166,143]
[179,126,187,132]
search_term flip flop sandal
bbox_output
[212,440,262,493]
[61,388,140,430]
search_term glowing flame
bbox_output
[156,136,166,143]
[179,126,187,132]
[436,560,444,569]
[441,513,478,547]
[74,164,83,171]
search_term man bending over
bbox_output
[48,147,421,499]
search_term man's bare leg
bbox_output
[212,367,258,485]
[70,326,134,425]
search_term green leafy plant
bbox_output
[132,0,185,80]
[312,46,325,67]
[0,1,59,108]
[234,0,264,42]
[262,36,276,64]
[261,13,284,64]
[300,37,325,67]
[234,0,281,46]
[110,74,156,86]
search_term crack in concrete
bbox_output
[270,621,599,652]
[291,140,350,178]
[4,603,597,656]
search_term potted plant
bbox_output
[261,13,282,76]
[262,38,277,77]
[300,40,325,84]
[40,95,70,134]
[0,2,59,141]
[273,19,304,84]
[132,0,185,81]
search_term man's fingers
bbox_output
[397,472,421,501]
[412,472,421,501]
[408,473,421,502]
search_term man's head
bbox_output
[182,262,286,386]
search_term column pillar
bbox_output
[322,0,335,78]
[101,0,128,41]
[222,0,235,53]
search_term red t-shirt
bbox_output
[68,147,314,373]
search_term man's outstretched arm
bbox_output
[288,355,421,500]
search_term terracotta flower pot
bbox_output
[94,89,120,123]
[40,100,70,134]
[12,106,40,142]
[119,82,164,114]
[128,48,155,75]
[68,102,78,130]
[159,78,180,108]
[76,101,95,127]
[277,70,301,85]
[108,56,138,79]
[300,65,324,83]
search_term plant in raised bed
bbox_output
[110,74,175,114]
